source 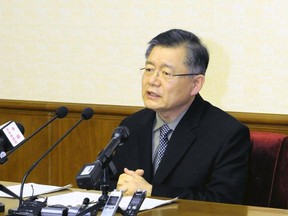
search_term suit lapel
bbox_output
[137,110,155,182]
[153,94,206,183]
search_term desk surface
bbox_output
[1,181,288,216]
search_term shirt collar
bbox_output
[153,109,188,132]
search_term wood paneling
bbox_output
[0,99,288,187]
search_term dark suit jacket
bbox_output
[110,94,251,204]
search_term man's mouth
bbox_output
[147,91,160,97]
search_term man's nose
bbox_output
[147,71,161,85]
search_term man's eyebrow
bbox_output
[162,63,175,70]
[145,60,154,66]
[145,61,175,70]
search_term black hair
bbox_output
[145,29,209,75]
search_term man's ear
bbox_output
[190,75,205,96]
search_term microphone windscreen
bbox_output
[82,108,94,120]
[16,123,25,135]
[83,197,90,205]
[113,126,129,140]
[56,106,69,118]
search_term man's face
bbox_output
[142,45,199,120]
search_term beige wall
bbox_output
[0,0,287,114]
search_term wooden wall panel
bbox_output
[230,112,288,135]
[0,99,288,188]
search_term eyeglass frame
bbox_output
[140,67,201,79]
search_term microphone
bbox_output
[76,126,129,190]
[0,106,68,164]
[0,121,25,159]
[14,107,94,216]
[76,197,90,214]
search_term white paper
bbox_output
[0,183,72,198]
[46,191,177,211]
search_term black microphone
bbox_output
[0,106,68,164]
[76,197,90,214]
[0,122,25,159]
[76,126,129,190]
[13,107,94,216]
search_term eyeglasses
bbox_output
[140,67,201,80]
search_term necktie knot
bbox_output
[160,124,172,138]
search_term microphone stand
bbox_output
[0,107,69,215]
[12,110,92,216]
[76,127,128,215]
[18,118,85,206]
[10,120,83,215]
[0,115,59,211]
[76,160,121,216]
[76,167,110,216]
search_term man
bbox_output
[110,29,251,204]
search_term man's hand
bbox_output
[117,168,152,196]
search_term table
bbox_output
[1,181,288,216]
